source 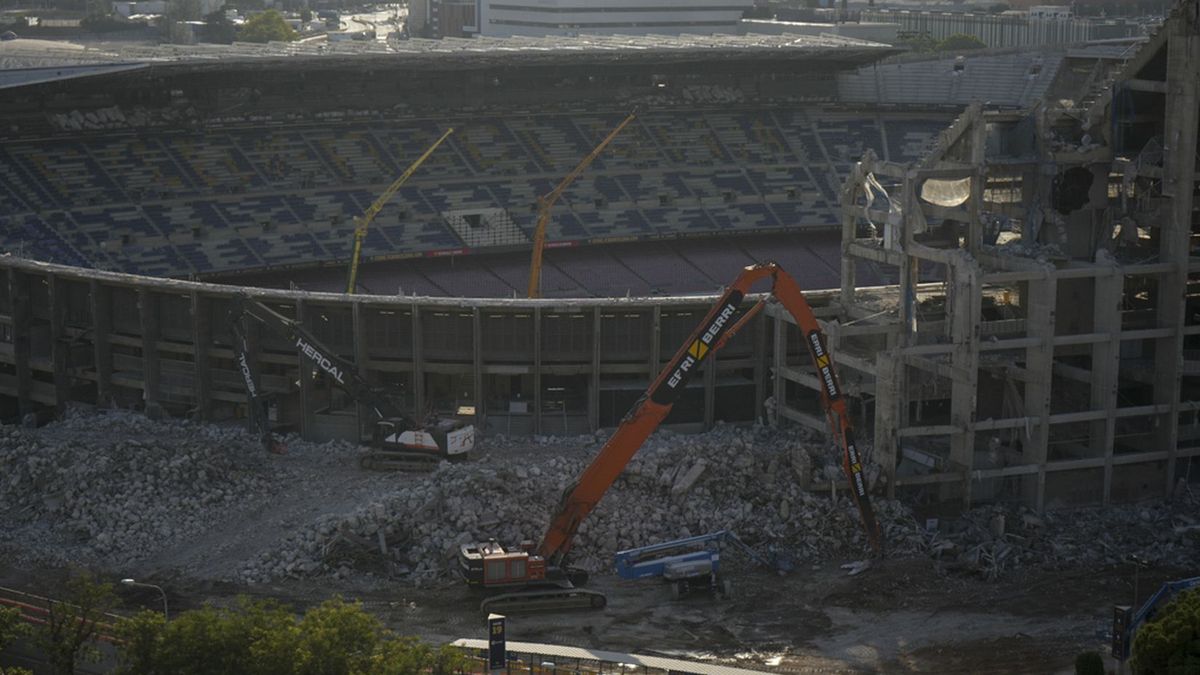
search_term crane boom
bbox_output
[527,112,637,298]
[346,127,455,294]
[537,262,882,566]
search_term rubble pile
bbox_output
[910,496,1200,580]
[0,410,275,568]
[244,423,905,583]
[1,410,1196,586]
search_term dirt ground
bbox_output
[5,555,1173,674]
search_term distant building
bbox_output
[1028,5,1072,20]
[861,8,1143,48]
[409,0,753,39]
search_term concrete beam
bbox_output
[191,292,212,422]
[8,269,32,418]
[137,288,161,414]
[48,277,68,413]
[90,280,112,407]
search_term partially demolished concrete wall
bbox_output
[780,0,1200,510]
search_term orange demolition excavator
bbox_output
[459,262,882,612]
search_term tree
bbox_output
[897,32,938,53]
[299,8,311,24]
[0,605,34,675]
[1074,651,1104,675]
[203,9,237,43]
[1131,588,1200,674]
[33,572,117,675]
[937,33,987,51]
[114,597,468,675]
[237,10,297,43]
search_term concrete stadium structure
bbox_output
[1,1,1197,512]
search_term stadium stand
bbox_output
[837,51,1066,108]
[0,106,951,281]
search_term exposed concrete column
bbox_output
[589,308,600,432]
[411,302,424,422]
[533,306,542,435]
[295,299,313,440]
[1090,271,1123,503]
[649,306,661,382]
[473,307,485,431]
[1023,274,1057,511]
[8,269,32,418]
[90,280,112,407]
[753,312,767,423]
[840,160,861,308]
[874,349,900,500]
[352,301,368,441]
[703,341,716,430]
[948,259,982,507]
[48,277,68,413]
[966,116,988,254]
[191,292,212,422]
[137,288,161,416]
[1154,15,1200,494]
[771,314,785,426]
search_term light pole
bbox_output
[122,578,168,621]
[1128,555,1149,609]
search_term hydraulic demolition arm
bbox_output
[346,127,455,294]
[460,262,881,613]
[527,112,636,298]
[227,295,474,467]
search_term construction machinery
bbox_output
[459,262,881,613]
[614,530,793,599]
[227,294,474,469]
[527,111,636,298]
[1112,575,1200,662]
[345,127,455,294]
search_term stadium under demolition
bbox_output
[1,1,1200,672]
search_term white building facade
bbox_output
[478,0,753,37]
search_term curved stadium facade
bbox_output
[9,25,1185,512]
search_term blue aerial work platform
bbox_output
[613,530,791,598]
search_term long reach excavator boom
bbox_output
[459,262,881,613]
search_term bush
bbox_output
[1074,651,1104,675]
[114,597,467,675]
[1131,588,1200,675]
[237,10,297,43]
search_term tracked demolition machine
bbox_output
[459,262,881,612]
[228,294,474,469]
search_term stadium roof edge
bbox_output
[0,31,899,82]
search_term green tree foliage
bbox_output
[1074,651,1105,675]
[0,605,33,675]
[937,33,987,51]
[114,597,468,675]
[203,9,237,43]
[237,10,297,43]
[33,572,117,675]
[299,8,312,24]
[1132,588,1200,675]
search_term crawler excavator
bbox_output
[459,262,882,612]
[228,294,475,470]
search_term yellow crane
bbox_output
[527,111,637,298]
[345,127,455,294]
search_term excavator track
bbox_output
[358,451,442,472]
[479,588,607,614]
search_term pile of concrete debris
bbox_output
[243,423,910,583]
[0,409,274,568]
[1,410,1195,586]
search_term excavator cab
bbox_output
[458,539,546,588]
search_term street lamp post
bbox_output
[122,578,168,621]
